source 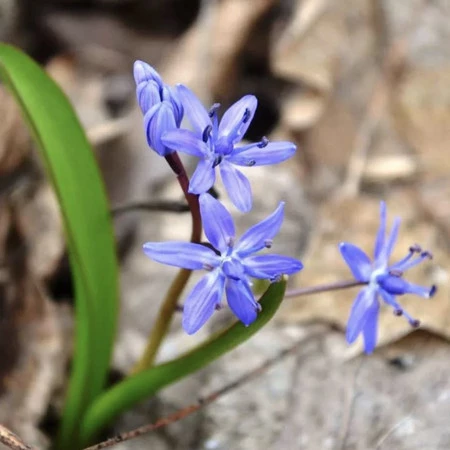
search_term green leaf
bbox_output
[0,44,119,449]
[79,279,286,447]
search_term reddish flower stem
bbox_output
[131,152,201,373]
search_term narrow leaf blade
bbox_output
[0,44,119,449]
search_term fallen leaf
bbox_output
[394,67,450,181]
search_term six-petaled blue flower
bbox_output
[133,60,184,156]
[339,201,436,354]
[161,85,297,212]
[143,193,303,334]
[133,59,434,349]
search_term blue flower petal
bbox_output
[244,254,303,279]
[177,84,211,135]
[236,202,285,257]
[143,242,219,269]
[133,60,163,87]
[226,278,259,326]
[199,193,235,253]
[136,80,161,114]
[182,270,226,334]
[144,101,177,156]
[362,300,379,354]
[229,141,297,166]
[383,217,401,262]
[189,158,216,194]
[339,243,372,282]
[162,86,184,126]
[218,95,257,143]
[220,162,252,212]
[162,129,209,157]
[374,201,387,260]
[346,287,377,344]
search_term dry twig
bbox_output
[0,424,37,450]
[84,331,323,450]
[338,0,431,198]
[338,358,365,450]
[111,200,190,216]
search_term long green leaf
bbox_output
[79,279,286,447]
[0,44,119,449]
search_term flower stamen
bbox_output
[242,108,251,123]
[212,155,223,168]
[264,239,273,249]
[202,125,212,143]
[208,103,220,117]
[389,269,403,277]
[257,137,269,148]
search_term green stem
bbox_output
[80,280,286,447]
[131,152,201,373]
[131,268,191,373]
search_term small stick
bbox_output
[111,200,190,216]
[84,332,322,450]
[338,0,431,198]
[0,425,37,450]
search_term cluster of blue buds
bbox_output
[134,60,435,351]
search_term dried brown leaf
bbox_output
[15,184,64,280]
[394,67,450,181]
[163,0,277,99]
[0,88,32,176]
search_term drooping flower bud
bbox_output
[133,60,184,155]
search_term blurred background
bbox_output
[1,0,450,448]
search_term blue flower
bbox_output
[143,194,303,334]
[161,85,297,212]
[133,60,184,156]
[339,201,436,354]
